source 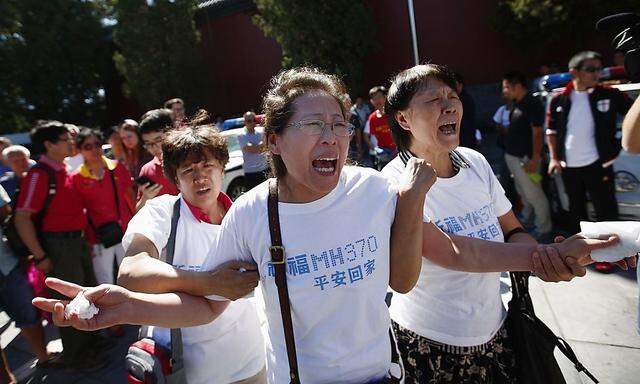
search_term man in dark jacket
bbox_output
[547,51,633,271]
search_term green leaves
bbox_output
[112,0,207,112]
[492,0,640,52]
[0,0,109,133]
[253,0,376,95]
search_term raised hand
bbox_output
[32,278,133,331]
[400,157,437,195]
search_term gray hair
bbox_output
[2,145,31,161]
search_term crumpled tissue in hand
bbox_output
[580,221,640,262]
[64,292,99,320]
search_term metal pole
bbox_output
[407,0,419,65]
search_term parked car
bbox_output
[535,80,640,223]
[220,125,266,200]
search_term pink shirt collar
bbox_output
[183,192,233,224]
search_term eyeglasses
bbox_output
[143,138,164,149]
[580,66,602,73]
[287,119,354,137]
[81,142,102,151]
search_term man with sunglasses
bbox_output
[547,51,634,271]
[238,111,268,190]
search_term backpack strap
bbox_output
[267,179,300,384]
[162,198,184,373]
[32,163,57,228]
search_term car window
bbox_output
[226,135,240,153]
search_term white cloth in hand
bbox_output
[64,292,99,320]
[580,221,640,262]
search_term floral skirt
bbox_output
[392,321,517,384]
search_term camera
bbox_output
[597,13,640,82]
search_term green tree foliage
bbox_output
[112,0,207,111]
[253,0,376,95]
[493,0,640,51]
[0,0,109,133]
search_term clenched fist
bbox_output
[400,157,437,196]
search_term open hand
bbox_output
[32,278,133,331]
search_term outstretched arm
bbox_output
[32,278,229,331]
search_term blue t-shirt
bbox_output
[237,129,267,173]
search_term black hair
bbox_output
[368,85,387,98]
[453,72,465,85]
[30,121,69,154]
[386,64,458,152]
[502,71,528,88]
[139,109,173,136]
[568,51,602,70]
[262,66,349,178]
[76,127,103,148]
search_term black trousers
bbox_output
[42,233,100,362]
[561,160,618,234]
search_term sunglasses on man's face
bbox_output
[580,66,602,74]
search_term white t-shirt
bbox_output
[202,166,398,384]
[122,195,265,384]
[565,90,599,167]
[382,148,512,346]
[493,105,510,128]
[64,153,84,173]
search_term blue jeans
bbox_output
[0,266,38,327]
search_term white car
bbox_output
[221,126,266,200]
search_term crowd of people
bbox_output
[0,50,637,384]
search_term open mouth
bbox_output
[438,122,457,136]
[311,157,338,176]
[196,187,211,196]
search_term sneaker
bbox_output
[594,262,613,273]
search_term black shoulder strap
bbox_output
[33,163,57,226]
[163,197,183,373]
[108,168,120,220]
[267,179,300,384]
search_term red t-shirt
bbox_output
[367,111,396,150]
[138,157,179,198]
[71,158,134,244]
[16,156,87,232]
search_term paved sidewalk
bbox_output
[3,266,639,383]
[501,266,640,384]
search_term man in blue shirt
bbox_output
[237,111,268,190]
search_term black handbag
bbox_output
[91,169,124,248]
[506,271,598,384]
